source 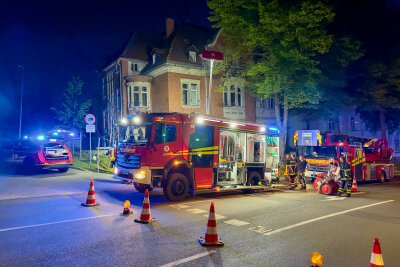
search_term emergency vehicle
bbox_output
[294,130,394,186]
[113,113,278,201]
[0,138,73,173]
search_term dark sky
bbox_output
[0,0,211,139]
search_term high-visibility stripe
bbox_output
[205,226,218,235]
[370,253,384,266]
[149,167,164,169]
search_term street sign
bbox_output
[85,114,96,125]
[86,124,95,133]
[201,50,224,61]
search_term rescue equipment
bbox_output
[370,237,384,267]
[199,202,224,246]
[134,189,156,223]
[81,179,100,207]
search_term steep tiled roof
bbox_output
[120,32,159,61]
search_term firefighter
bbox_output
[284,154,291,183]
[298,155,307,190]
[286,153,297,190]
[337,156,352,197]
[108,145,116,168]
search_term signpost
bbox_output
[201,51,223,115]
[85,114,96,170]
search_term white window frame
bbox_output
[224,85,243,107]
[180,79,200,107]
[127,82,150,110]
[189,51,196,62]
[152,54,156,64]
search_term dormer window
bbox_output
[189,51,196,62]
[152,54,156,64]
[131,63,138,72]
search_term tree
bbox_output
[51,76,92,133]
[208,0,337,160]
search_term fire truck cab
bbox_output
[114,113,277,201]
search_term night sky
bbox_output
[0,0,211,140]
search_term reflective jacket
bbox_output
[339,162,351,179]
[285,159,297,176]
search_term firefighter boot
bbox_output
[346,193,351,197]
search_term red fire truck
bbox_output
[295,130,394,188]
[114,113,277,201]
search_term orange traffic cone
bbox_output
[351,176,358,192]
[370,237,384,267]
[198,202,224,246]
[134,189,156,223]
[81,179,100,207]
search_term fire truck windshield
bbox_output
[306,146,338,159]
[119,125,151,145]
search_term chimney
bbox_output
[166,18,174,38]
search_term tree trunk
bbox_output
[379,109,387,140]
[274,94,289,164]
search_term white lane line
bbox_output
[224,219,250,226]
[187,208,208,214]
[321,196,346,201]
[203,214,226,220]
[264,200,394,236]
[0,214,118,232]
[159,250,216,267]
[248,226,273,234]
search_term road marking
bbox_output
[249,226,272,234]
[187,208,208,214]
[264,200,394,236]
[203,214,226,220]
[159,250,216,267]
[182,199,213,205]
[0,214,118,232]
[321,196,346,201]
[168,204,190,209]
[224,219,250,226]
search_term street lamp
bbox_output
[201,51,223,115]
[18,65,24,140]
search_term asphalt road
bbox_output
[0,170,399,266]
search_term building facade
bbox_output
[101,18,275,145]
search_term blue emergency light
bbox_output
[37,135,45,140]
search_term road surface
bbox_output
[0,169,398,266]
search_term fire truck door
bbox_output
[150,122,180,168]
[189,125,215,189]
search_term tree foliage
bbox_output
[51,76,92,131]
[207,0,363,158]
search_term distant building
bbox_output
[100,18,276,144]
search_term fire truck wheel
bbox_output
[134,182,150,193]
[246,171,261,186]
[380,172,386,183]
[163,173,189,202]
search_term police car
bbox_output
[0,137,73,173]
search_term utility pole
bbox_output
[18,65,24,140]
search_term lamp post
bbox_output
[201,51,223,115]
[18,65,24,140]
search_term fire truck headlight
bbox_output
[114,168,118,175]
[133,116,141,124]
[121,118,128,125]
[260,127,266,132]
[134,170,146,179]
